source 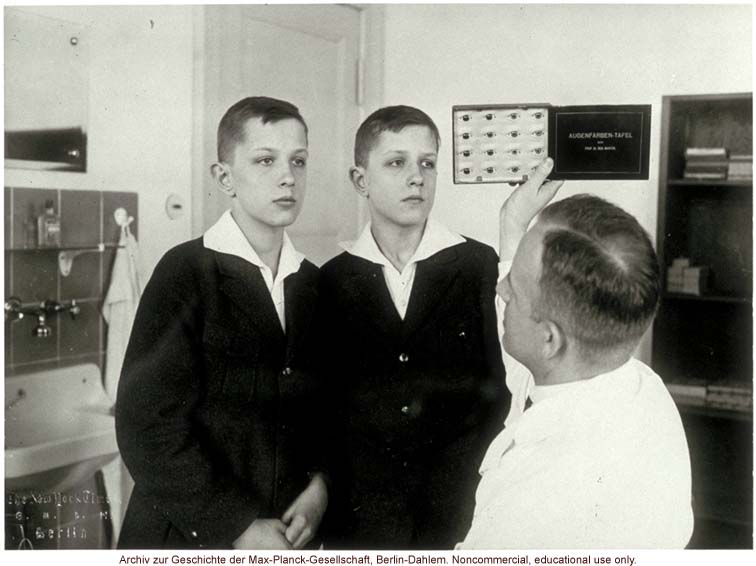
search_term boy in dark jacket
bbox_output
[319,106,508,549]
[116,97,326,550]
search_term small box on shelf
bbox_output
[705,384,753,411]
[667,257,710,296]
[683,147,729,181]
[727,153,752,181]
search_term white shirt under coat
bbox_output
[457,261,694,549]
[340,217,465,319]
[203,209,305,332]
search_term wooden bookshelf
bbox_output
[653,93,752,549]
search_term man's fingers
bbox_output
[523,157,555,190]
[293,525,313,549]
[271,518,291,536]
[282,505,294,524]
[285,514,306,543]
[540,179,564,202]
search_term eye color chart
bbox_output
[453,104,550,185]
[452,104,651,184]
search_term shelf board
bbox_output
[672,394,753,422]
[668,179,752,188]
[5,244,122,253]
[662,292,752,304]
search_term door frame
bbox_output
[190,4,385,237]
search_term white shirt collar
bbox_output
[203,209,305,279]
[480,358,638,473]
[339,217,465,270]
[529,358,636,405]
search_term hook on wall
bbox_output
[57,207,131,277]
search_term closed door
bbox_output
[197,4,363,265]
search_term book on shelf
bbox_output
[727,156,752,179]
[685,160,729,169]
[685,147,729,158]
[682,148,738,181]
[729,153,753,162]
[707,383,753,395]
[682,171,727,181]
[705,383,753,410]
[666,382,707,399]
[706,394,753,410]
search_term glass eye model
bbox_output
[531,130,545,137]
[507,112,519,120]
[461,114,471,121]
[462,167,472,175]
[485,149,495,156]
[485,167,496,174]
[485,113,495,120]
[461,150,471,157]
[531,111,544,119]
[462,132,471,139]
[506,131,520,138]
[508,148,520,156]
[508,166,520,173]
[531,147,544,155]
[485,131,496,138]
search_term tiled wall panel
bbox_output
[4,187,138,377]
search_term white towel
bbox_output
[102,224,142,404]
[102,221,142,546]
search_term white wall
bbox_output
[380,3,752,361]
[4,5,195,278]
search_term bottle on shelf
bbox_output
[37,199,61,248]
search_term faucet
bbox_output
[4,297,81,337]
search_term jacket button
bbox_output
[401,405,410,415]
[282,367,293,376]
[398,353,409,363]
[190,530,199,539]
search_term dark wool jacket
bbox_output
[317,238,509,549]
[116,238,322,549]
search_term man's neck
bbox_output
[230,209,284,278]
[370,217,427,273]
[534,349,633,387]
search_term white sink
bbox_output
[5,364,119,493]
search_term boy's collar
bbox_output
[340,217,465,270]
[203,209,305,273]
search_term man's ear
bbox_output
[211,162,235,197]
[540,319,565,360]
[349,166,368,198]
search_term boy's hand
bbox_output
[499,158,564,261]
[282,473,328,549]
[232,518,293,550]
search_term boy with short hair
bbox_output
[318,106,507,549]
[117,96,327,550]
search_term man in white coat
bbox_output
[458,159,693,549]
